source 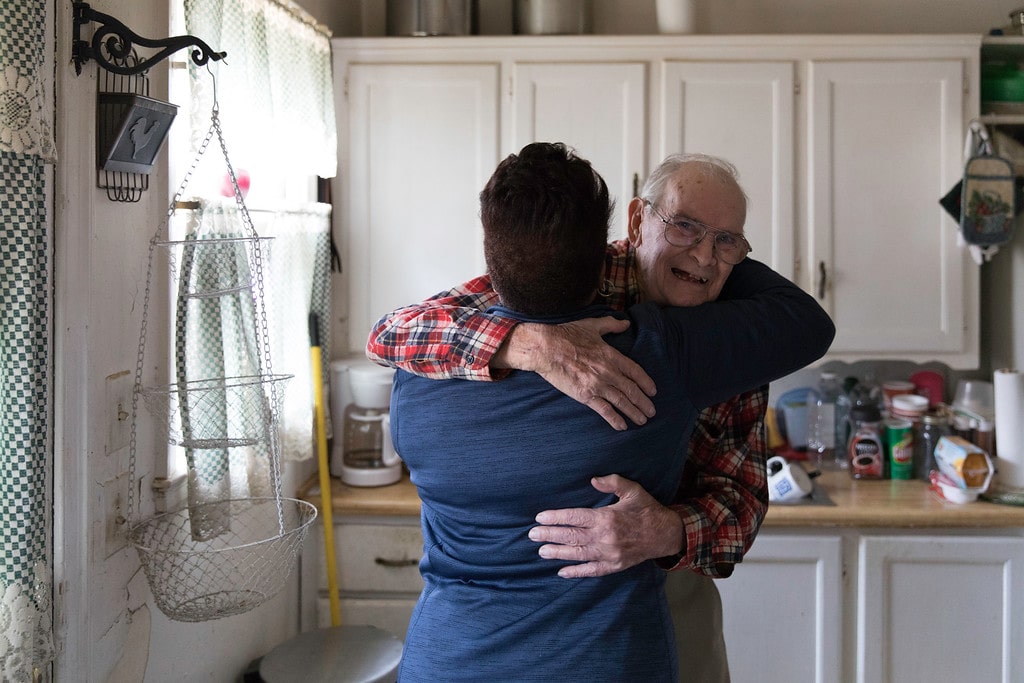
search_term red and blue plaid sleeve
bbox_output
[662,386,770,577]
[365,274,517,381]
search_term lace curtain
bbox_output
[184,0,336,179]
[167,200,332,530]
[178,0,336,473]
[0,0,56,679]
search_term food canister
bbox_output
[881,381,915,412]
[513,0,592,35]
[891,394,928,423]
[386,0,474,36]
[848,404,884,480]
[885,418,914,480]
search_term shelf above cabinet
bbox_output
[979,114,1024,125]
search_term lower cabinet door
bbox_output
[717,533,843,683]
[858,535,1024,683]
[317,596,419,642]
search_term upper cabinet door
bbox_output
[341,62,500,351]
[512,63,646,240]
[808,59,973,362]
[660,61,796,280]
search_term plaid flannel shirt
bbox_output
[366,240,769,577]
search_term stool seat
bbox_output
[259,624,403,683]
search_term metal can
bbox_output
[885,418,914,479]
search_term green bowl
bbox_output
[982,63,1024,102]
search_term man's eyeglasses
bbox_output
[645,200,751,265]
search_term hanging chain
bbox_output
[126,106,221,525]
[127,100,287,530]
[208,111,287,523]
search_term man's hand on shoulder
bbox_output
[492,317,657,430]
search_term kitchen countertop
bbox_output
[298,470,1024,529]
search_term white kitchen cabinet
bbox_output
[716,530,1024,683]
[857,535,1024,683]
[661,61,796,279]
[339,61,499,351]
[302,516,423,641]
[512,62,646,240]
[807,59,976,364]
[332,35,981,367]
[715,534,843,683]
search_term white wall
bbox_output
[53,1,311,680]
[52,1,1021,681]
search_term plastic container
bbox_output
[777,387,812,449]
[881,380,915,413]
[952,379,995,420]
[891,394,928,423]
[807,372,842,470]
[933,472,983,504]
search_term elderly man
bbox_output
[369,152,804,681]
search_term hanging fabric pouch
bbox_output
[960,154,1015,247]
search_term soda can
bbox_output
[885,418,914,479]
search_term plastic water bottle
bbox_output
[834,386,851,470]
[807,371,842,470]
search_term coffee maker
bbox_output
[332,360,401,487]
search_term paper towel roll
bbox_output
[994,368,1024,489]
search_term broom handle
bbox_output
[309,313,341,627]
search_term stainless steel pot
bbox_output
[514,0,592,35]
[386,0,474,36]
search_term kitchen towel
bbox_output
[994,368,1024,489]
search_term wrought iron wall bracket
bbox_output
[72,1,226,77]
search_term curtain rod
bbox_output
[174,200,329,214]
[267,0,333,39]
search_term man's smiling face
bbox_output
[627,163,748,307]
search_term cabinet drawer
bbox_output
[320,523,424,593]
[318,596,418,642]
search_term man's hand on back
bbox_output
[493,317,657,430]
[528,474,684,578]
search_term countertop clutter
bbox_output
[299,469,1024,528]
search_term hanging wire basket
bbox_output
[126,98,318,623]
[157,236,274,298]
[139,374,292,449]
[129,497,317,622]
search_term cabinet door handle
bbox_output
[817,261,827,300]
[375,557,419,568]
[633,173,639,197]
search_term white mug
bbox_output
[767,455,813,502]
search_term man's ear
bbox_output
[627,197,645,246]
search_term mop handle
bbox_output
[309,313,341,627]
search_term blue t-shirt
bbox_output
[391,259,834,682]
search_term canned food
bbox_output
[885,418,914,480]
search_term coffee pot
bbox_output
[337,362,401,487]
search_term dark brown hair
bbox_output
[480,142,613,316]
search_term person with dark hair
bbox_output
[371,150,777,681]
[389,142,834,682]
